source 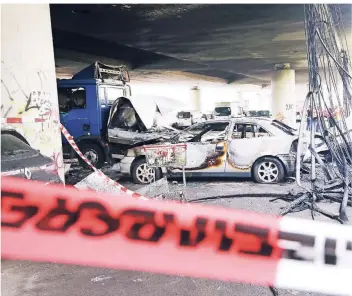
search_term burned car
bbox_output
[1,130,63,184]
[117,115,302,184]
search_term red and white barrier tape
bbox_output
[1,176,352,295]
[1,117,58,124]
[59,123,148,200]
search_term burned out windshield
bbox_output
[185,121,229,137]
[215,107,231,116]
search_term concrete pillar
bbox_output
[271,63,296,127]
[190,86,201,111]
[1,4,64,182]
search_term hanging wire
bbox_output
[292,4,352,221]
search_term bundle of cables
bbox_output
[292,4,352,222]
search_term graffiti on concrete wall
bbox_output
[286,103,294,111]
[1,61,64,181]
[1,62,54,120]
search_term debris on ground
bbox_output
[74,170,123,194]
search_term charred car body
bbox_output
[109,98,302,184]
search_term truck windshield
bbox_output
[100,86,125,105]
[215,107,231,116]
[177,112,191,119]
[257,110,270,117]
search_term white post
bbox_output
[271,63,296,127]
[190,86,201,111]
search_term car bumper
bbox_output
[277,154,296,177]
[120,156,135,176]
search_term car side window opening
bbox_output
[232,124,245,139]
[231,123,270,139]
[58,87,86,113]
[255,125,271,137]
[244,124,271,138]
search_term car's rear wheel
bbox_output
[78,143,105,169]
[253,157,285,184]
[132,158,162,184]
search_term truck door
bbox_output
[59,87,90,139]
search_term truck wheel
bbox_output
[252,157,285,184]
[132,158,162,184]
[78,143,105,169]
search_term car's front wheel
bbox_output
[131,158,162,184]
[252,157,285,184]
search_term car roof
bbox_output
[192,117,274,125]
[230,117,273,123]
[203,119,231,124]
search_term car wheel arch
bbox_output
[251,155,287,177]
[130,155,147,175]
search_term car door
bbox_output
[172,121,230,174]
[225,122,273,175]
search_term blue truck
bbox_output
[58,62,131,168]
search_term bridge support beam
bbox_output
[1,4,64,182]
[190,86,201,111]
[271,63,296,127]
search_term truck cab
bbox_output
[58,62,131,168]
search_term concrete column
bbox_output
[271,63,296,127]
[190,86,201,111]
[1,4,64,182]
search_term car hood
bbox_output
[122,95,187,130]
[107,96,189,146]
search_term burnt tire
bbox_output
[253,157,285,184]
[131,157,162,184]
[78,143,105,169]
